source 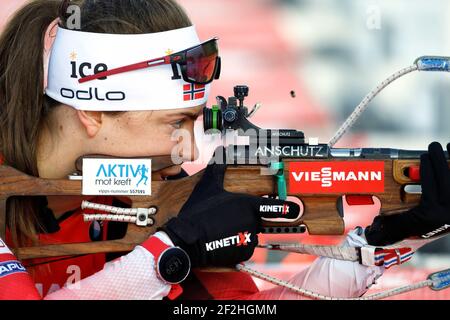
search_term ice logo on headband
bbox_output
[46,26,212,111]
[66,58,125,102]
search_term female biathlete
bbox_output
[0,0,449,300]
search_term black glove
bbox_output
[160,163,300,267]
[365,142,450,246]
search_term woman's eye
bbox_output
[171,119,184,129]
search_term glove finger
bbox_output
[428,142,450,203]
[198,162,227,191]
[249,195,301,221]
[420,153,439,204]
[181,163,227,211]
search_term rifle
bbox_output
[1,56,450,298]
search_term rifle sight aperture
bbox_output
[203,85,256,134]
[203,85,305,146]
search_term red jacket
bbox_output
[4,196,259,299]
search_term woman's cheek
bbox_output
[150,128,178,154]
[133,122,172,141]
[125,124,176,154]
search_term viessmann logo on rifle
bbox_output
[205,232,251,252]
[289,161,385,193]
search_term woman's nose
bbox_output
[180,135,199,162]
[173,125,199,162]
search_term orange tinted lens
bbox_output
[186,40,218,83]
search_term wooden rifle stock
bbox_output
[0,157,441,261]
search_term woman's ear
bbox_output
[77,110,104,138]
[43,18,60,91]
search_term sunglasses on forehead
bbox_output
[78,38,221,85]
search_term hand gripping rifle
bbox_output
[1,56,450,299]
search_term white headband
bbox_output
[45,26,211,111]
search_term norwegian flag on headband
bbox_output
[183,83,205,101]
